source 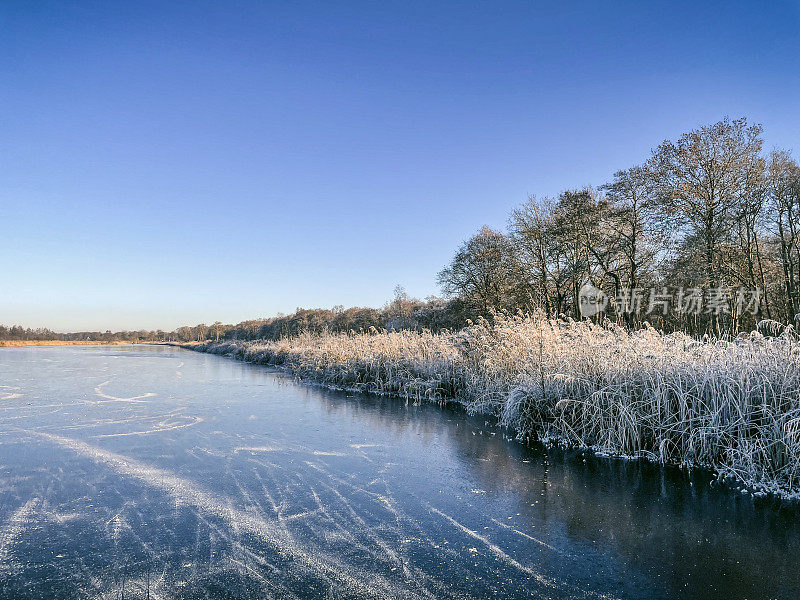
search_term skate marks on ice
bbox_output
[93,381,157,404]
[30,432,437,599]
[14,431,608,600]
[0,379,203,441]
[0,386,22,401]
[0,497,42,570]
[92,413,204,439]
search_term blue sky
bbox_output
[1,1,799,331]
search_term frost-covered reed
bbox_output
[191,314,800,498]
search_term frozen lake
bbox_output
[0,344,798,599]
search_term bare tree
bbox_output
[766,150,800,321]
[550,189,600,318]
[649,117,764,333]
[510,197,559,316]
[437,226,520,318]
[601,166,663,286]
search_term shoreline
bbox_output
[0,340,148,347]
[177,331,800,505]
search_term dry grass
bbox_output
[191,314,800,498]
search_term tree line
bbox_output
[0,288,465,343]
[437,117,800,335]
[197,288,466,341]
[0,325,169,342]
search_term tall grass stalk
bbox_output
[190,314,800,498]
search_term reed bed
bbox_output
[190,314,800,498]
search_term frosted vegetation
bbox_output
[193,313,800,499]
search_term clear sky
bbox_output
[1,1,799,331]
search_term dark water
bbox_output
[0,345,797,599]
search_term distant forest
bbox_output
[3,117,799,342]
[0,291,461,343]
